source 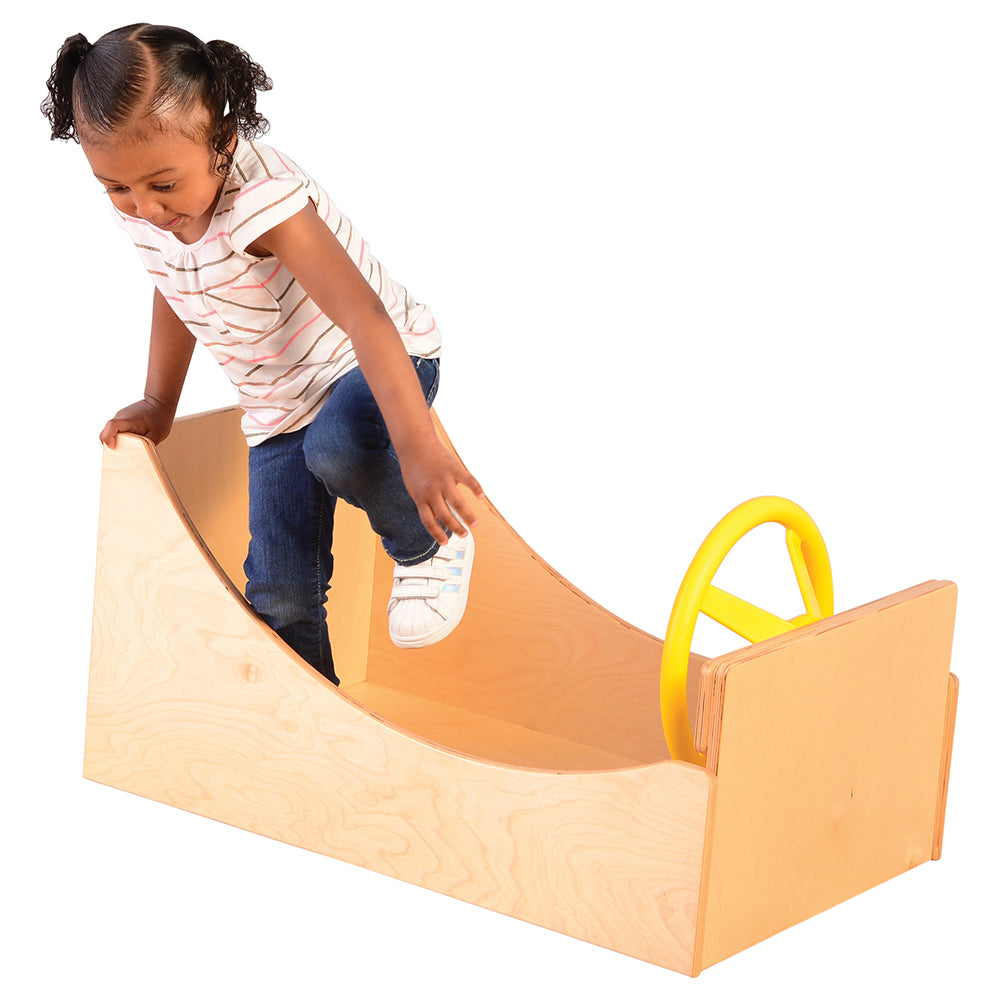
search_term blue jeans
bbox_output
[244,357,441,684]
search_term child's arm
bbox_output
[258,203,483,545]
[100,288,196,448]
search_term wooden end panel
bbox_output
[696,581,958,969]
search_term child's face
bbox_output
[81,126,225,245]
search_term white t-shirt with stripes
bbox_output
[114,139,442,444]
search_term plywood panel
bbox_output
[156,407,249,589]
[695,581,958,970]
[363,413,669,763]
[86,433,713,975]
[156,408,379,688]
[345,681,647,770]
[152,407,667,733]
[88,414,960,977]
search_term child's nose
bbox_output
[134,193,165,221]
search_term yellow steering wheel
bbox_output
[660,496,833,764]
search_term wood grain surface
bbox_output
[86,409,959,977]
[86,431,712,974]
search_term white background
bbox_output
[8,2,996,996]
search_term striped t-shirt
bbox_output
[114,139,442,444]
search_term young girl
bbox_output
[43,23,483,685]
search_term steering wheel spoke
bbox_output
[787,529,824,620]
[702,584,797,645]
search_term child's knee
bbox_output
[303,411,384,488]
[246,585,312,631]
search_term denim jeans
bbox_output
[244,357,441,684]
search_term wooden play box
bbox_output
[84,406,958,976]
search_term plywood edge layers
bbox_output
[932,672,959,860]
[688,771,720,978]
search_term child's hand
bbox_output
[100,397,176,448]
[398,439,485,545]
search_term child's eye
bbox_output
[152,184,176,193]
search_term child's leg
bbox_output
[301,356,473,649]
[302,357,441,566]
[244,428,339,684]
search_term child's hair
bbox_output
[42,23,272,174]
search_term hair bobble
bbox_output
[61,32,93,62]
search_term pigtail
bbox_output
[203,39,272,175]
[42,33,93,141]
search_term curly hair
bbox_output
[42,23,272,175]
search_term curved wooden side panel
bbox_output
[155,407,380,690]
[154,407,251,591]
[85,433,714,975]
[153,407,670,764]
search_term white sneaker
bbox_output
[388,531,475,648]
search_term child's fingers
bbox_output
[403,450,483,543]
[99,419,123,448]
[461,468,485,502]
[446,491,478,534]
[417,504,450,545]
[419,488,476,544]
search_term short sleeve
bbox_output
[227,151,314,254]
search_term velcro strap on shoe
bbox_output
[393,564,448,582]
[389,585,440,601]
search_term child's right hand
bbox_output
[100,397,176,448]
